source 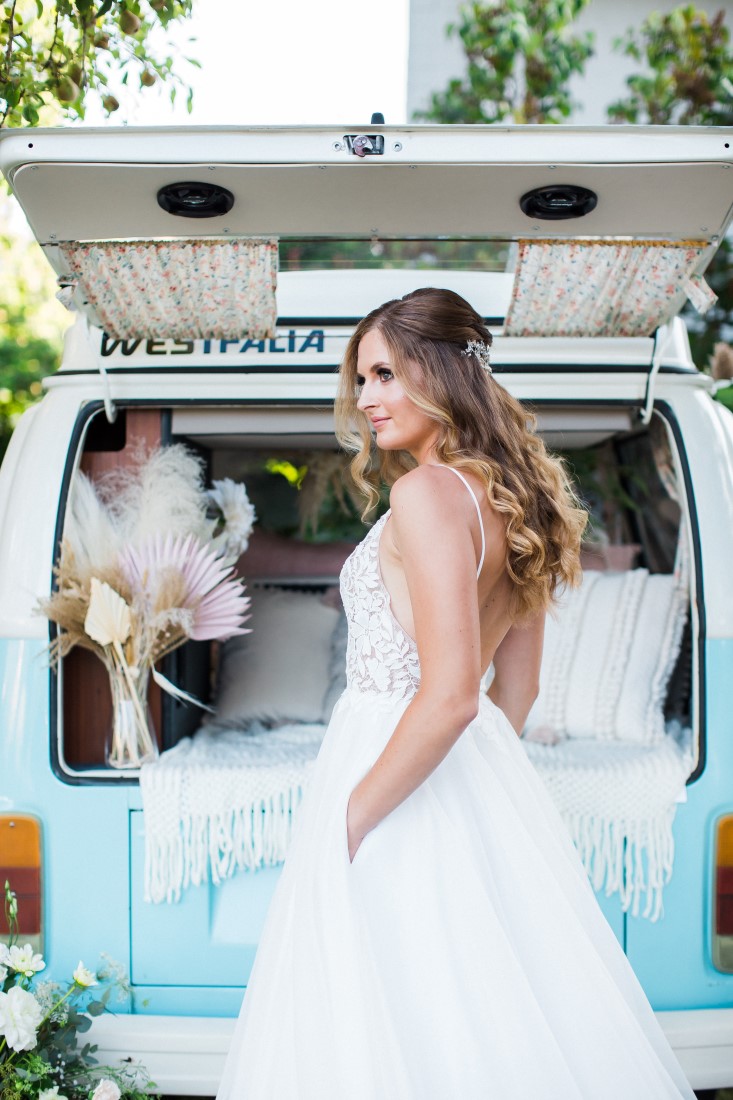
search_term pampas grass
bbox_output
[38,446,255,768]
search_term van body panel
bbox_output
[0,637,132,997]
[129,811,276,987]
[0,390,86,638]
[627,639,733,1010]
[663,388,733,640]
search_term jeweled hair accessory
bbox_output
[462,339,493,374]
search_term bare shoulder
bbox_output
[389,465,466,518]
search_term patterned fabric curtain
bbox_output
[503,240,716,338]
[58,238,278,340]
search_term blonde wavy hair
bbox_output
[334,287,588,621]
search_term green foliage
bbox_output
[608,5,733,125]
[1,883,159,1099]
[0,0,199,127]
[0,304,58,460]
[0,191,68,461]
[416,0,594,124]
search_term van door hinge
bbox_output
[640,325,668,426]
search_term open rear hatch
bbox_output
[0,123,731,344]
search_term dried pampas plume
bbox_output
[711,342,733,381]
[297,452,364,537]
[100,443,212,546]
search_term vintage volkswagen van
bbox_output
[0,123,733,1094]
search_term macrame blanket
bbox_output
[524,726,694,921]
[140,721,693,918]
[139,724,324,903]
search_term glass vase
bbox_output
[106,666,159,769]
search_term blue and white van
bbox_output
[1,123,733,1094]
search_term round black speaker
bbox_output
[519,184,597,221]
[157,181,235,218]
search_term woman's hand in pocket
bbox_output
[346,790,366,864]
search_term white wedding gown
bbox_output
[216,470,695,1099]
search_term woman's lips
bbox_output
[371,417,390,428]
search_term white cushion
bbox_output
[212,587,340,727]
[524,568,687,745]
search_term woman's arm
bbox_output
[346,466,483,862]
[487,612,544,735]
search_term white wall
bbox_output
[408,0,733,124]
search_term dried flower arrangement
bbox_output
[38,445,255,768]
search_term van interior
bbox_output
[57,400,693,776]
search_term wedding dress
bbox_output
[216,467,695,1099]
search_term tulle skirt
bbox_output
[216,688,694,1099]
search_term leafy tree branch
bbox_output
[0,0,199,127]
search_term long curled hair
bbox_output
[334,287,588,621]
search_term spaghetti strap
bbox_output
[430,465,486,578]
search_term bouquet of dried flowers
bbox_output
[0,883,157,1099]
[38,445,255,768]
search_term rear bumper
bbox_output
[89,1008,733,1094]
[657,1008,733,1090]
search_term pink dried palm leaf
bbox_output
[120,533,250,642]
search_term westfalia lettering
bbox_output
[100,330,325,357]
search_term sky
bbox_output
[83,0,410,128]
[5,0,409,237]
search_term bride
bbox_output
[216,287,694,1099]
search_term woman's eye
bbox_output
[377,369,393,382]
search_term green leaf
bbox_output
[97,0,114,14]
[87,999,106,1016]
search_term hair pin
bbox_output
[462,339,492,374]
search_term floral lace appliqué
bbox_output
[339,511,421,702]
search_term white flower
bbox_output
[72,961,98,988]
[0,983,43,1050]
[7,943,45,977]
[91,1079,122,1100]
[207,478,256,559]
[0,943,8,983]
[39,1087,68,1100]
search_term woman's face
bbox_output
[355,328,439,463]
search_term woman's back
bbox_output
[379,464,517,675]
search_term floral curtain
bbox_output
[503,240,716,338]
[58,238,278,340]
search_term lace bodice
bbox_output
[339,510,422,702]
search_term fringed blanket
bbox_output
[140,722,693,918]
[139,724,324,903]
[524,726,694,921]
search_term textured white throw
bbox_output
[140,718,693,918]
[524,729,694,920]
[139,724,324,903]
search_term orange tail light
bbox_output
[0,814,43,951]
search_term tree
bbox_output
[608,5,733,126]
[0,190,69,457]
[416,0,594,125]
[605,7,733,369]
[0,0,199,127]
